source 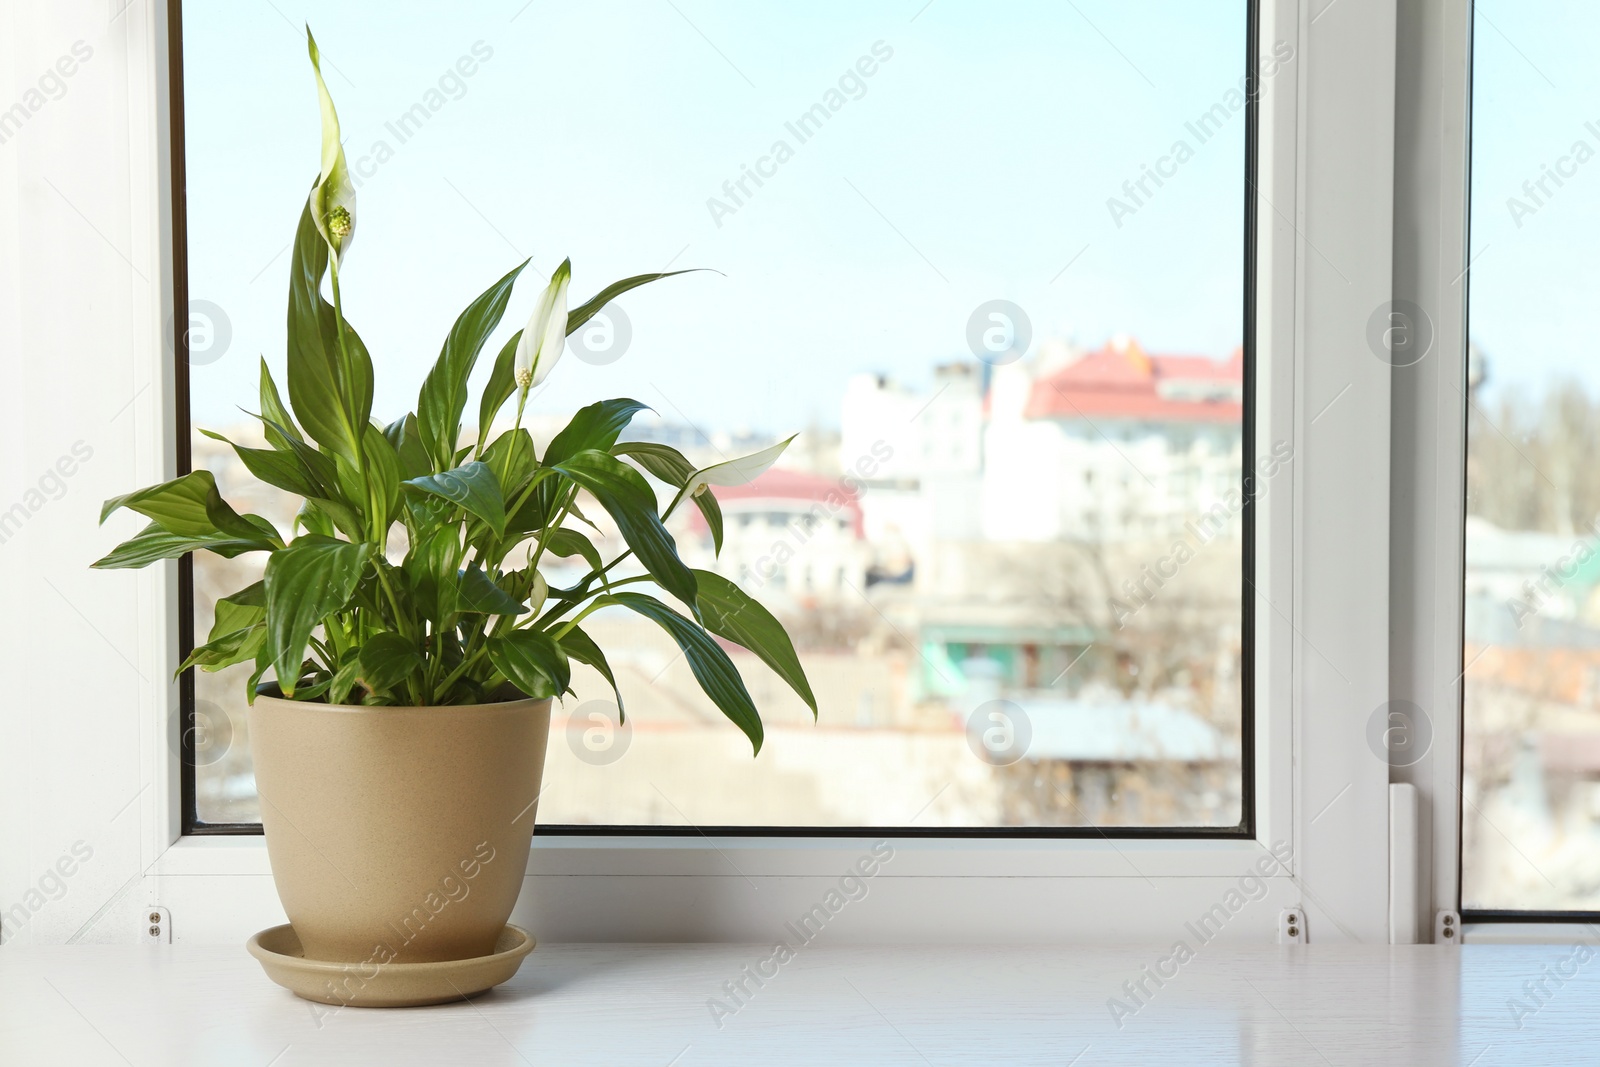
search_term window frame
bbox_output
[1416,0,1600,931]
[0,0,1422,945]
[174,0,1264,843]
[1388,0,1473,937]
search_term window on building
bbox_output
[180,0,1255,833]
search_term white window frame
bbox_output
[1386,0,1594,944]
[1389,0,1473,941]
[1,0,1418,945]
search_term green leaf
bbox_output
[550,450,697,609]
[612,441,694,486]
[261,417,342,491]
[404,488,455,535]
[545,527,603,573]
[405,526,463,623]
[565,269,708,335]
[331,451,367,528]
[693,569,816,717]
[362,423,403,538]
[695,490,725,556]
[475,329,523,452]
[559,624,624,720]
[383,413,434,482]
[566,498,603,534]
[179,584,268,675]
[263,535,368,697]
[418,260,528,472]
[290,672,336,702]
[246,643,273,705]
[210,581,266,638]
[296,501,336,539]
[358,632,423,694]
[285,198,373,466]
[91,521,276,569]
[504,468,566,540]
[601,592,762,753]
[614,439,722,558]
[545,399,651,468]
[487,629,570,699]
[482,428,537,499]
[177,621,265,675]
[403,460,506,537]
[224,579,266,607]
[457,562,526,615]
[298,495,362,540]
[100,469,271,542]
[200,430,325,499]
[259,359,304,450]
[328,648,363,705]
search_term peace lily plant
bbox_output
[93,29,817,750]
[95,29,820,998]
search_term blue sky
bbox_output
[1469,2,1600,404]
[182,1,1252,433]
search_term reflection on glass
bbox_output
[1462,3,1600,908]
[184,1,1249,828]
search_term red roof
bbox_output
[1025,340,1243,424]
[689,468,865,538]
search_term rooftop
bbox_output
[1025,337,1244,424]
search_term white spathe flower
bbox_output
[515,259,572,395]
[688,435,797,496]
[527,570,549,616]
[306,27,356,266]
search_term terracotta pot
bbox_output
[248,693,551,965]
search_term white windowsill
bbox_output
[2,941,1575,1063]
[149,832,1289,880]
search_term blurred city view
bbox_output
[1460,2,1600,910]
[1463,348,1600,909]
[180,1,1253,831]
[192,332,1248,828]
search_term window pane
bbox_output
[1462,3,1600,908]
[182,1,1251,829]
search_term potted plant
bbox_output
[94,29,816,1004]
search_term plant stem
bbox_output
[526,487,576,575]
[431,626,486,703]
[371,558,424,704]
[530,548,635,630]
[545,575,656,640]
[660,483,693,522]
[513,387,528,432]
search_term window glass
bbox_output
[182,0,1252,830]
[1462,2,1600,909]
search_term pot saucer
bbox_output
[246,923,535,1007]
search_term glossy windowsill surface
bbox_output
[1,942,1588,1064]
